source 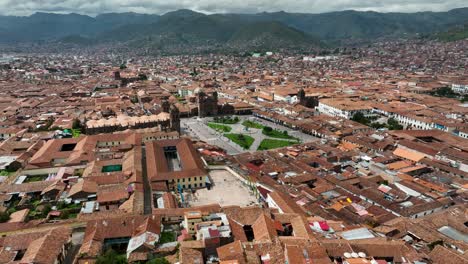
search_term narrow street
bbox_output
[141,146,152,215]
[63,232,84,264]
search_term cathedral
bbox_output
[196,88,219,117]
[298,88,319,108]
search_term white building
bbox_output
[392,113,433,130]
[451,83,468,94]
[317,99,373,119]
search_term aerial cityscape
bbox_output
[0,1,467,264]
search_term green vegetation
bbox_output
[0,211,10,223]
[257,139,297,151]
[229,21,321,49]
[96,249,127,264]
[59,210,78,220]
[28,204,52,220]
[212,116,239,124]
[24,175,47,183]
[387,118,403,130]
[225,133,255,149]
[71,119,83,137]
[370,122,386,129]
[159,231,176,244]
[3,9,468,51]
[351,113,403,130]
[351,112,373,126]
[434,24,468,42]
[58,35,95,45]
[147,258,170,264]
[427,86,468,103]
[429,86,459,98]
[242,120,264,129]
[207,123,232,133]
[262,126,298,140]
[72,118,83,130]
[71,129,81,138]
[0,170,14,176]
[52,201,81,219]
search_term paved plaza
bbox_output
[180,115,318,154]
[188,169,258,207]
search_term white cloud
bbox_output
[0,0,466,16]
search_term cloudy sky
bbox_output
[0,0,466,16]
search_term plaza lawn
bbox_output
[212,116,239,124]
[225,133,255,149]
[242,120,264,129]
[207,123,232,132]
[257,139,297,151]
[262,128,298,141]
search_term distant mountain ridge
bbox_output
[0,8,467,50]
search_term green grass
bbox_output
[57,202,82,210]
[212,116,239,124]
[225,133,255,149]
[24,175,47,182]
[71,129,81,138]
[242,120,264,129]
[159,231,176,244]
[262,129,298,140]
[257,139,297,151]
[0,171,14,177]
[207,123,232,132]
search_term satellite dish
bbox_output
[351,252,359,258]
[358,252,367,258]
[344,252,352,258]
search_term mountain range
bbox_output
[0,8,467,50]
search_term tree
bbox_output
[147,258,170,264]
[60,210,70,219]
[72,119,82,130]
[351,112,370,125]
[387,118,403,130]
[139,74,148,80]
[96,249,127,264]
[119,64,127,70]
[370,122,386,129]
[0,211,10,223]
[263,126,273,133]
[42,204,52,216]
